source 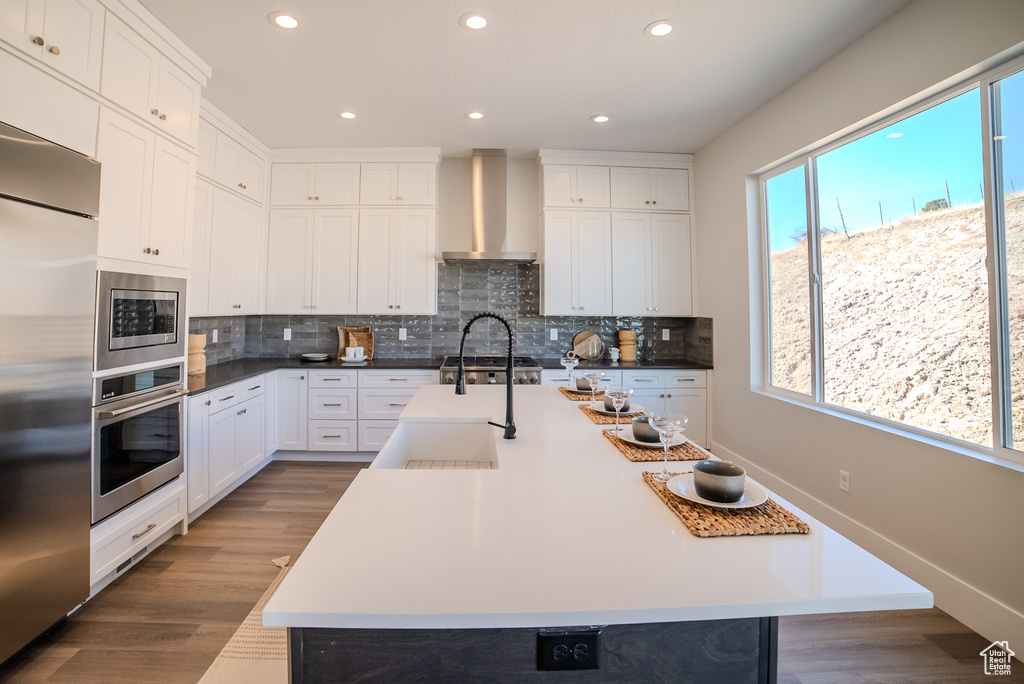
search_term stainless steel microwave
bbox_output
[95,271,187,371]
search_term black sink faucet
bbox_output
[455,312,516,440]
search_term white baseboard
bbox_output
[711,440,1024,652]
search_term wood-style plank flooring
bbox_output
[1,461,1019,683]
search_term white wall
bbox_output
[438,157,539,254]
[694,0,1024,649]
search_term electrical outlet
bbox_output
[211,329,218,343]
[399,328,407,340]
[283,328,292,341]
[839,470,850,493]
[550,329,558,341]
[537,629,600,671]
[662,328,670,341]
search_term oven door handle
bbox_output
[97,389,188,419]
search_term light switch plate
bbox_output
[211,329,218,343]
[284,328,292,341]
[399,328,407,340]
[662,328,670,341]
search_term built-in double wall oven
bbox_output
[92,272,188,524]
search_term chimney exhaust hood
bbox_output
[442,149,537,264]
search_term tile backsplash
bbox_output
[190,263,712,366]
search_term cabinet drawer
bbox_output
[622,371,665,387]
[309,388,357,420]
[90,483,184,584]
[207,383,241,413]
[358,419,399,451]
[666,371,706,389]
[241,375,266,399]
[309,370,358,387]
[359,388,416,419]
[358,370,436,388]
[307,420,358,451]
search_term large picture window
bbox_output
[761,58,1024,459]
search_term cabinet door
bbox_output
[264,372,278,455]
[235,147,263,202]
[230,200,261,314]
[0,0,41,57]
[630,388,664,418]
[610,167,651,209]
[575,211,612,315]
[100,14,159,120]
[312,209,358,313]
[396,163,436,205]
[650,168,689,212]
[185,395,209,514]
[542,165,575,207]
[208,190,260,315]
[266,209,314,314]
[308,420,358,451]
[309,388,357,420]
[277,370,308,450]
[357,210,395,313]
[212,135,241,193]
[360,163,398,204]
[189,180,212,316]
[651,214,692,316]
[38,0,104,90]
[207,190,237,314]
[148,137,195,268]
[575,166,610,208]
[393,209,436,314]
[96,107,152,263]
[154,58,200,146]
[315,163,359,205]
[611,212,653,316]
[207,407,237,498]
[540,210,575,316]
[664,390,706,448]
[270,163,315,205]
[234,396,265,473]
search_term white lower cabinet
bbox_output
[306,370,358,451]
[277,370,308,450]
[308,420,358,451]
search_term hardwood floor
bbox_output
[0,461,365,684]
[2,460,1019,683]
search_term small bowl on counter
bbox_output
[692,460,746,503]
[630,415,660,442]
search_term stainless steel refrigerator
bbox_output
[0,121,100,665]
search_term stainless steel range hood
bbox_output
[442,149,537,264]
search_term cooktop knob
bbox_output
[467,375,477,384]
[487,376,498,385]
[529,375,539,384]
[443,373,454,384]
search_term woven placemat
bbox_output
[642,471,811,538]
[602,429,707,462]
[559,386,604,401]
[579,404,644,424]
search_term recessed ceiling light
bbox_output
[591,115,610,124]
[466,112,484,120]
[461,13,488,30]
[339,111,356,119]
[886,132,903,138]
[645,20,673,37]
[269,12,298,29]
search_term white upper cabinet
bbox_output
[213,133,263,202]
[359,163,436,205]
[189,179,213,316]
[611,212,692,316]
[540,210,612,316]
[0,0,104,90]
[207,188,260,315]
[266,208,359,315]
[96,106,194,268]
[542,165,610,208]
[610,167,689,211]
[270,163,360,206]
[357,208,436,314]
[100,13,200,147]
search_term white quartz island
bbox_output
[264,384,931,682]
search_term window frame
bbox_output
[756,53,1024,473]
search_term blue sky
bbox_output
[767,69,1024,254]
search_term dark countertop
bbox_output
[188,356,712,396]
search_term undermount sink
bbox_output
[370,421,499,470]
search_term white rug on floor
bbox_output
[198,556,290,684]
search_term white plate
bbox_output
[565,386,604,395]
[613,426,686,448]
[589,402,645,416]
[301,353,329,362]
[666,473,769,509]
[342,355,368,363]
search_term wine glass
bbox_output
[651,414,688,482]
[605,386,633,437]
[559,354,579,391]
[582,370,604,402]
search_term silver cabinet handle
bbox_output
[388,402,408,407]
[153,248,160,255]
[249,385,261,391]
[666,394,672,398]
[634,378,655,382]
[132,523,156,540]
[389,378,408,381]
[323,378,343,382]
[677,378,696,382]
[324,435,342,438]
[32,36,44,46]
[237,408,247,415]
[659,394,665,398]
[205,400,210,406]
[323,403,342,407]
[220,394,235,401]
[579,306,585,311]
[49,45,60,55]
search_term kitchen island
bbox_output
[263,384,931,682]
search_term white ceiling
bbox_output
[138,0,911,157]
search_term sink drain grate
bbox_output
[405,460,494,470]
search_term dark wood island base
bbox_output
[288,616,778,683]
